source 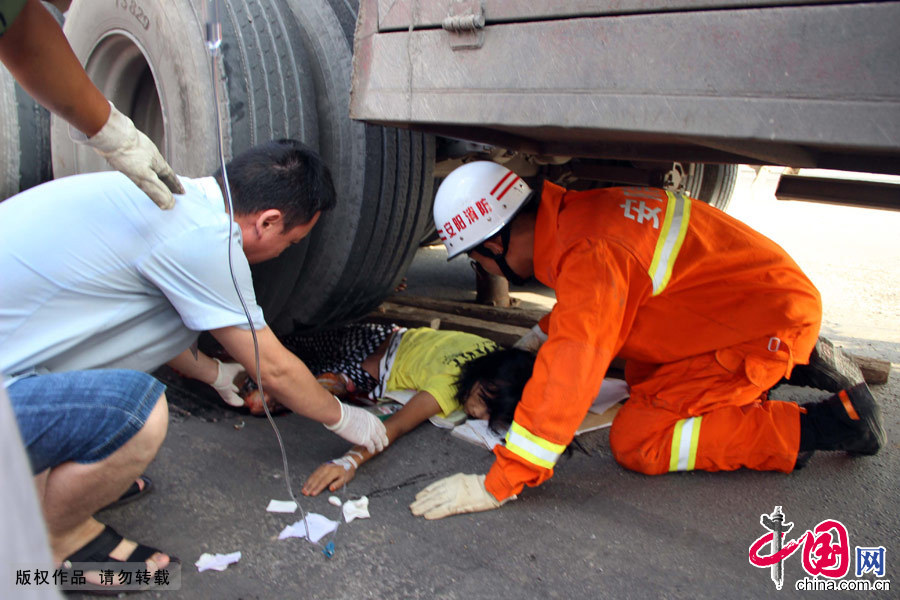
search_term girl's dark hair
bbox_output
[215,138,336,229]
[455,348,536,433]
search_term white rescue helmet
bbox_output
[433,161,532,259]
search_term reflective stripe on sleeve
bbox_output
[505,421,566,470]
[648,191,691,296]
[668,416,703,472]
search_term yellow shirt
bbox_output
[386,328,498,416]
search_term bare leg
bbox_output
[39,393,171,568]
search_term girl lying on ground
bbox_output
[282,324,535,496]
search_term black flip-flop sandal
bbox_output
[100,475,153,511]
[61,525,179,595]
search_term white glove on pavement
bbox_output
[325,398,389,453]
[409,473,513,520]
[76,102,184,209]
[513,324,548,353]
[211,359,246,407]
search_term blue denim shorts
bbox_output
[7,369,165,474]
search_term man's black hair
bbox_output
[215,138,336,229]
[454,347,536,433]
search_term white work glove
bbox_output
[409,473,514,520]
[325,398,389,454]
[75,102,184,209]
[513,324,548,353]
[211,359,246,407]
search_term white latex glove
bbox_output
[211,359,246,407]
[513,324,548,352]
[76,102,184,209]
[325,398,389,453]
[409,473,513,520]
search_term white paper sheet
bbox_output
[266,499,298,513]
[590,379,630,414]
[195,551,241,572]
[278,513,338,544]
[451,419,505,450]
[342,496,370,523]
[429,408,467,429]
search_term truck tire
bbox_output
[51,1,223,180]
[278,0,435,329]
[0,3,61,201]
[682,163,738,212]
[51,0,432,334]
[0,67,24,201]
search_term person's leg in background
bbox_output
[0,381,62,599]
[9,370,173,569]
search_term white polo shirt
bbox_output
[0,172,265,376]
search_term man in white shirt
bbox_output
[0,139,388,582]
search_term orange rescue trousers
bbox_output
[609,333,811,475]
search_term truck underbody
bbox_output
[351,0,900,209]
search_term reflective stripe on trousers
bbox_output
[668,416,703,471]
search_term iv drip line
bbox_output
[203,0,343,558]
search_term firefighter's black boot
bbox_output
[799,383,886,456]
[789,336,865,393]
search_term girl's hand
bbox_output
[301,461,356,496]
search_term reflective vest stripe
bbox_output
[669,416,703,472]
[505,421,566,470]
[648,191,691,296]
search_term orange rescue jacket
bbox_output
[484,183,821,500]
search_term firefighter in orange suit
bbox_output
[410,161,885,520]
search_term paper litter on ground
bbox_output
[589,378,630,414]
[266,499,298,513]
[328,495,342,507]
[195,551,241,572]
[342,496,370,523]
[575,378,629,434]
[428,408,467,429]
[278,513,338,544]
[451,419,505,450]
[576,402,622,434]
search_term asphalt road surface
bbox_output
[76,167,896,599]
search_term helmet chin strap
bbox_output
[470,226,531,287]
